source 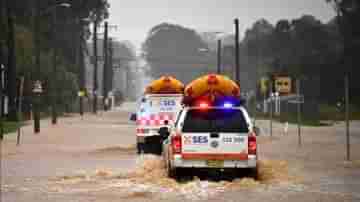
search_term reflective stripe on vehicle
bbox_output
[181,153,248,160]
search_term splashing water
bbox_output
[257,159,291,184]
[49,151,298,200]
[90,144,137,156]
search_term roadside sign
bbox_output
[288,100,304,104]
[33,80,43,94]
[287,95,304,104]
[78,91,85,97]
[274,76,292,94]
[260,77,269,94]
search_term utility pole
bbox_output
[335,2,351,161]
[79,19,85,117]
[102,22,108,111]
[234,18,240,84]
[297,79,302,147]
[253,31,259,126]
[16,76,24,146]
[345,75,350,161]
[93,17,98,114]
[51,8,58,124]
[270,94,273,138]
[335,3,351,161]
[0,62,3,141]
[108,37,114,96]
[6,0,17,121]
[33,0,41,133]
[217,39,222,74]
[0,0,5,140]
[107,37,114,110]
[0,63,3,140]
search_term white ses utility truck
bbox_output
[161,74,258,179]
[132,76,184,155]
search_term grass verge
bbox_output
[1,121,21,135]
[252,103,360,127]
[253,111,330,127]
[319,104,360,121]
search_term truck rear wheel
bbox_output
[137,142,162,155]
[137,143,145,154]
[143,136,162,155]
[247,167,258,179]
[167,162,181,180]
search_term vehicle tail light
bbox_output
[171,134,182,154]
[248,132,257,155]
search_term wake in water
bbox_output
[49,153,299,200]
[90,144,137,156]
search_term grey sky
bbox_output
[107,0,336,51]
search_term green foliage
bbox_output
[114,41,136,61]
[2,121,20,135]
[243,16,338,77]
[319,103,360,121]
[2,0,109,115]
[58,70,79,107]
[14,25,34,75]
[239,14,359,104]
[143,23,209,83]
[325,0,360,105]
[280,113,328,127]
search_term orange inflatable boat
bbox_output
[145,76,184,94]
[184,74,240,102]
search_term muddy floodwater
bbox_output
[1,108,360,202]
[46,153,296,201]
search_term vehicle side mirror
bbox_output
[159,127,170,140]
[130,113,137,121]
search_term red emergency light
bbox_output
[199,102,209,108]
[191,98,211,109]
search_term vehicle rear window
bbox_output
[182,109,249,133]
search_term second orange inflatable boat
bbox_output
[145,76,184,94]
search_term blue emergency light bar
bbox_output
[214,96,243,107]
[223,102,234,108]
[184,95,245,108]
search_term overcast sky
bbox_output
[106,0,336,51]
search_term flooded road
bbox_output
[1,105,360,202]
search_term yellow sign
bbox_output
[78,91,85,97]
[260,77,269,94]
[274,76,292,94]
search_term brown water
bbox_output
[90,144,137,156]
[48,154,298,200]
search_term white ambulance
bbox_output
[135,93,183,154]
